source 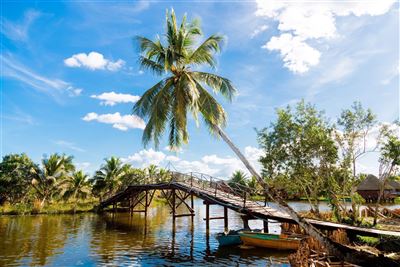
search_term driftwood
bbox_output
[285,224,400,267]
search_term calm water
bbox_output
[1,199,399,267]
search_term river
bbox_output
[1,199,399,266]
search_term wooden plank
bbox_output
[174,213,195,218]
[203,216,225,220]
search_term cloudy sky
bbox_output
[2,1,399,178]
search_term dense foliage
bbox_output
[256,100,399,222]
[0,153,171,213]
[0,153,36,204]
[257,101,339,216]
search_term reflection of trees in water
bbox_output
[212,245,290,265]
[0,215,83,266]
[1,201,291,266]
[89,201,171,265]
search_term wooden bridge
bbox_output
[99,171,400,238]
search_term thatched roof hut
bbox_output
[388,180,400,191]
[356,174,396,202]
[357,174,394,191]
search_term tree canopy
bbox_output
[133,9,236,149]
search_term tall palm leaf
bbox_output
[31,153,75,207]
[133,9,363,262]
[59,170,91,213]
[91,157,125,201]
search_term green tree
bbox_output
[0,153,36,204]
[228,170,248,194]
[31,153,75,207]
[120,166,147,190]
[336,101,377,176]
[229,170,247,186]
[59,170,92,213]
[258,101,338,217]
[132,10,353,260]
[157,168,172,183]
[373,133,400,225]
[146,164,158,183]
[335,102,380,221]
[91,157,125,201]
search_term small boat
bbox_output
[239,232,303,250]
[216,230,242,246]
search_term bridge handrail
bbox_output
[169,171,268,209]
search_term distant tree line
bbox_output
[0,154,171,212]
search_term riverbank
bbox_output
[0,199,98,215]
[0,196,171,215]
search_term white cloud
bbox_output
[250,25,269,38]
[82,112,145,131]
[76,162,91,172]
[1,54,82,98]
[91,91,140,106]
[256,0,395,73]
[1,9,41,41]
[264,33,321,74]
[166,155,180,162]
[123,148,166,165]
[64,51,125,71]
[54,140,85,152]
[316,57,356,87]
[122,146,264,178]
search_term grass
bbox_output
[357,236,380,246]
[0,199,98,215]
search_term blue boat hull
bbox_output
[216,233,242,246]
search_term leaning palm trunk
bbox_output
[214,125,395,265]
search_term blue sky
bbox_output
[1,1,399,177]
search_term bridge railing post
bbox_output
[190,173,193,188]
[214,181,217,197]
[243,191,247,207]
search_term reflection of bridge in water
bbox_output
[100,172,400,238]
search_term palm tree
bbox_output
[91,157,125,201]
[229,170,248,186]
[59,170,91,213]
[132,9,372,262]
[120,165,147,190]
[157,168,171,183]
[146,164,158,183]
[31,153,75,207]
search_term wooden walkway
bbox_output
[100,171,400,238]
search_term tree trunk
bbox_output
[40,196,46,209]
[373,165,393,226]
[214,125,396,265]
[73,191,78,214]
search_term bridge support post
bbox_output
[191,194,194,211]
[191,194,194,221]
[145,190,148,216]
[224,207,228,232]
[263,220,269,233]
[241,216,250,230]
[172,189,176,220]
[205,203,210,231]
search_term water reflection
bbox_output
[6,199,396,266]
